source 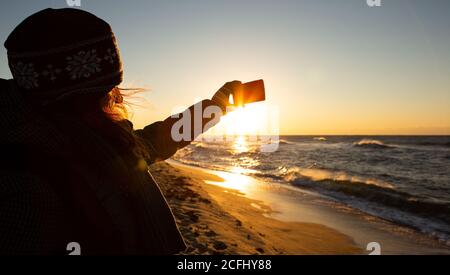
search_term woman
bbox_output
[0,8,241,254]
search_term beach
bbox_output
[150,159,450,255]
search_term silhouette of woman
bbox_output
[0,8,241,254]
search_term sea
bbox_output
[172,135,450,243]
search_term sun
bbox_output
[217,103,270,136]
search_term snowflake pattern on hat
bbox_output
[104,48,117,64]
[42,64,62,82]
[65,50,102,80]
[8,34,123,96]
[10,62,39,89]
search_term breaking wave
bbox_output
[353,139,394,149]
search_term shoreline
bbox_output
[150,160,450,255]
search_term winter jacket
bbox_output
[0,78,220,255]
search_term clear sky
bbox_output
[1,0,449,135]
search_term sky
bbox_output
[0,0,449,135]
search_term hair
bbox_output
[98,87,149,159]
[41,87,149,161]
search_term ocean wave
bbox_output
[172,156,450,241]
[353,139,394,149]
[170,157,226,172]
[277,167,450,237]
[278,139,295,145]
[192,142,223,149]
[281,167,394,189]
[174,136,450,242]
[313,137,327,141]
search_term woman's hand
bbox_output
[211,80,242,112]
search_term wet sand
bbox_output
[149,161,450,255]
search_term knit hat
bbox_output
[4,8,123,103]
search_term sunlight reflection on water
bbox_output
[232,135,249,154]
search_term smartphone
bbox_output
[233,79,265,106]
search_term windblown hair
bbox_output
[42,87,149,161]
[96,87,150,160]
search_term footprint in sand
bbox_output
[185,210,199,222]
[212,240,227,250]
[204,230,217,237]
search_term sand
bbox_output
[150,160,450,255]
[149,161,361,255]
